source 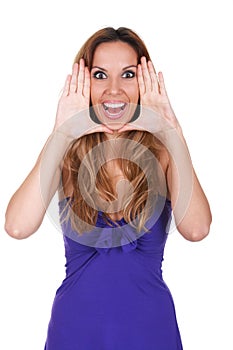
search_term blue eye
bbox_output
[93,71,107,79]
[122,71,135,78]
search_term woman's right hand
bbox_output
[5,59,112,239]
[54,58,113,138]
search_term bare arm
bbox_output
[4,132,72,238]
[137,57,212,240]
[119,56,212,241]
[5,59,112,239]
[165,128,212,241]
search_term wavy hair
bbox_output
[61,27,165,234]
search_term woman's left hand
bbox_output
[139,57,178,126]
[119,57,181,135]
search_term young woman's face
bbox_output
[90,41,139,130]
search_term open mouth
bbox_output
[102,102,127,120]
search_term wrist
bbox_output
[53,110,95,140]
[156,124,185,144]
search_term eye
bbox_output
[122,70,135,78]
[93,71,107,79]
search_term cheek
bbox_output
[127,84,139,102]
[90,81,108,105]
[90,80,101,102]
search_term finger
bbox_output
[77,58,85,95]
[70,63,78,92]
[118,123,144,133]
[98,125,114,134]
[83,66,90,99]
[117,124,134,133]
[61,74,72,97]
[158,71,167,96]
[148,61,159,93]
[137,64,145,96]
[141,56,152,91]
[86,124,114,135]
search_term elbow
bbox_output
[187,226,210,242]
[178,223,211,242]
[5,223,27,240]
[4,220,37,240]
[177,209,212,242]
[4,209,44,239]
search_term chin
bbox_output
[98,117,131,132]
[103,121,127,131]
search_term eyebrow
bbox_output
[91,65,137,71]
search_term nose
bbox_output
[105,77,123,95]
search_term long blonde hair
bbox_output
[61,27,165,234]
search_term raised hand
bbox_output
[54,59,112,138]
[54,59,90,129]
[138,57,179,126]
[119,57,181,136]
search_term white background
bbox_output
[0,0,232,349]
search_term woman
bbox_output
[5,27,212,349]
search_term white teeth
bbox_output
[103,102,126,110]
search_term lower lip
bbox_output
[102,104,127,120]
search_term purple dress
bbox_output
[44,197,183,349]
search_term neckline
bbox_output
[98,211,126,225]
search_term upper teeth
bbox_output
[103,102,125,109]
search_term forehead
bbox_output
[92,41,138,67]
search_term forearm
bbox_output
[162,128,212,241]
[4,59,106,239]
[5,131,73,239]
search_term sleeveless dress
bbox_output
[44,196,183,350]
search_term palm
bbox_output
[119,57,179,135]
[55,60,90,129]
[139,57,178,125]
[54,59,113,137]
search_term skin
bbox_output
[5,40,212,241]
[56,41,212,233]
[90,41,139,133]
